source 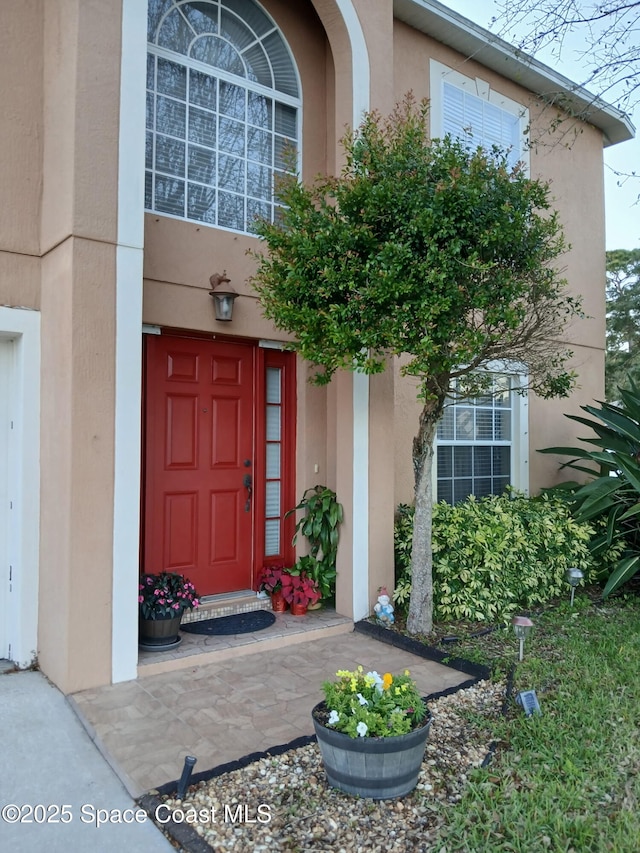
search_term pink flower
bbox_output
[172,603,180,609]
[138,596,143,603]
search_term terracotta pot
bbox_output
[290,601,308,616]
[270,590,288,612]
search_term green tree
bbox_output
[251,97,581,635]
[606,248,640,399]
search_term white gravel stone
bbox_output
[158,680,504,852]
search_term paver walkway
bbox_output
[72,629,469,796]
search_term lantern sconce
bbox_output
[512,615,534,661]
[209,271,238,322]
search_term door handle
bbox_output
[243,473,252,512]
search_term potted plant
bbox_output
[312,665,432,799]
[138,572,200,648]
[258,564,288,612]
[285,485,342,603]
[281,564,321,615]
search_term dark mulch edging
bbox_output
[138,622,496,852]
[354,619,491,682]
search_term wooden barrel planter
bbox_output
[138,614,182,650]
[311,702,433,799]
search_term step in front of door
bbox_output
[180,592,272,624]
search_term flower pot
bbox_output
[270,590,288,613]
[290,601,308,616]
[312,701,432,799]
[139,614,182,647]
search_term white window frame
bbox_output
[146,0,302,235]
[430,59,529,172]
[434,370,529,503]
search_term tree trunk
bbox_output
[406,399,441,635]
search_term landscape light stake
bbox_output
[565,567,584,607]
[512,616,533,662]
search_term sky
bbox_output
[443,0,639,252]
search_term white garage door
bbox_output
[0,338,11,659]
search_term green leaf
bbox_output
[603,555,640,597]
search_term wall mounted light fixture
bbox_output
[209,271,238,322]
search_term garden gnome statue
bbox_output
[374,587,395,626]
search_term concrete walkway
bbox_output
[71,629,469,797]
[0,670,174,853]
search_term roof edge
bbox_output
[393,0,635,147]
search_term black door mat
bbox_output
[180,610,276,636]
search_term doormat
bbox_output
[180,610,276,636]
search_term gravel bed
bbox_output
[158,679,504,852]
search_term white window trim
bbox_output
[434,372,529,502]
[429,59,530,172]
[146,0,303,236]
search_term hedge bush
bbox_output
[393,493,594,623]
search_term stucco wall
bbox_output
[392,20,607,506]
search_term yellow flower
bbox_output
[395,687,401,696]
[364,675,376,687]
[404,669,410,677]
[350,677,357,692]
[382,673,393,691]
[401,683,408,692]
[336,669,351,678]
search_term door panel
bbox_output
[145,335,254,596]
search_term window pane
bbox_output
[476,409,494,440]
[247,199,270,231]
[266,367,281,403]
[248,93,272,129]
[454,446,472,477]
[266,405,281,440]
[157,58,187,99]
[158,8,192,54]
[453,479,473,503]
[155,176,185,215]
[147,54,155,90]
[495,410,511,441]
[145,171,153,208]
[437,407,454,440]
[156,96,186,138]
[266,443,281,478]
[218,154,245,193]
[437,445,452,477]
[275,103,297,138]
[275,136,295,170]
[437,480,453,504]
[189,69,217,110]
[264,520,280,556]
[474,446,492,477]
[156,135,185,176]
[247,127,272,164]
[474,478,494,498]
[146,92,155,130]
[493,446,510,475]
[265,481,281,517]
[189,145,216,183]
[455,408,474,440]
[191,35,245,76]
[187,184,216,222]
[189,108,216,146]
[244,44,273,88]
[247,162,272,201]
[217,191,244,230]
[181,1,218,36]
[146,132,153,169]
[219,117,245,155]
[220,81,246,120]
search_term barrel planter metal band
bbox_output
[312,701,433,799]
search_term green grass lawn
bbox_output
[432,594,640,853]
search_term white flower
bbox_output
[356,693,369,706]
[356,721,368,737]
[366,671,383,687]
[328,710,340,725]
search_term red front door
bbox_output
[144,335,255,595]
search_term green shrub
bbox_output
[393,493,594,623]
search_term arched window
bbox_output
[146,0,300,233]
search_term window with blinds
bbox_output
[442,82,522,170]
[146,0,300,234]
[436,377,513,504]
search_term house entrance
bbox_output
[143,334,296,596]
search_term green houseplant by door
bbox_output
[286,485,343,602]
